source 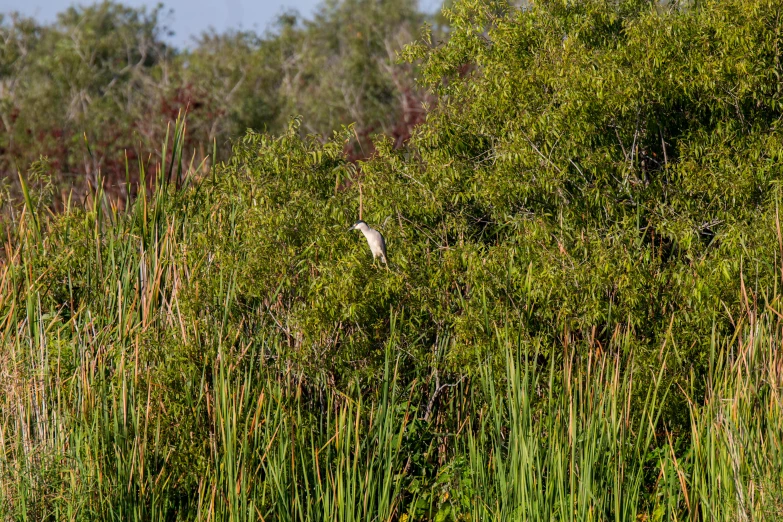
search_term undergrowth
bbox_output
[0,118,781,520]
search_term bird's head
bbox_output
[348,220,368,232]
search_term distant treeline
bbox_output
[0,0,440,208]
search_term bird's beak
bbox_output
[347,224,355,231]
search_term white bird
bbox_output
[349,220,387,265]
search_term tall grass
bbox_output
[0,123,781,520]
[464,335,667,521]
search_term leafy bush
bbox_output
[171,0,783,384]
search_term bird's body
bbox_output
[349,220,387,264]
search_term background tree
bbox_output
[0,0,438,209]
[0,4,170,201]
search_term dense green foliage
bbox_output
[2,0,783,519]
[187,0,783,381]
[394,0,783,362]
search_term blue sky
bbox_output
[1,0,441,48]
